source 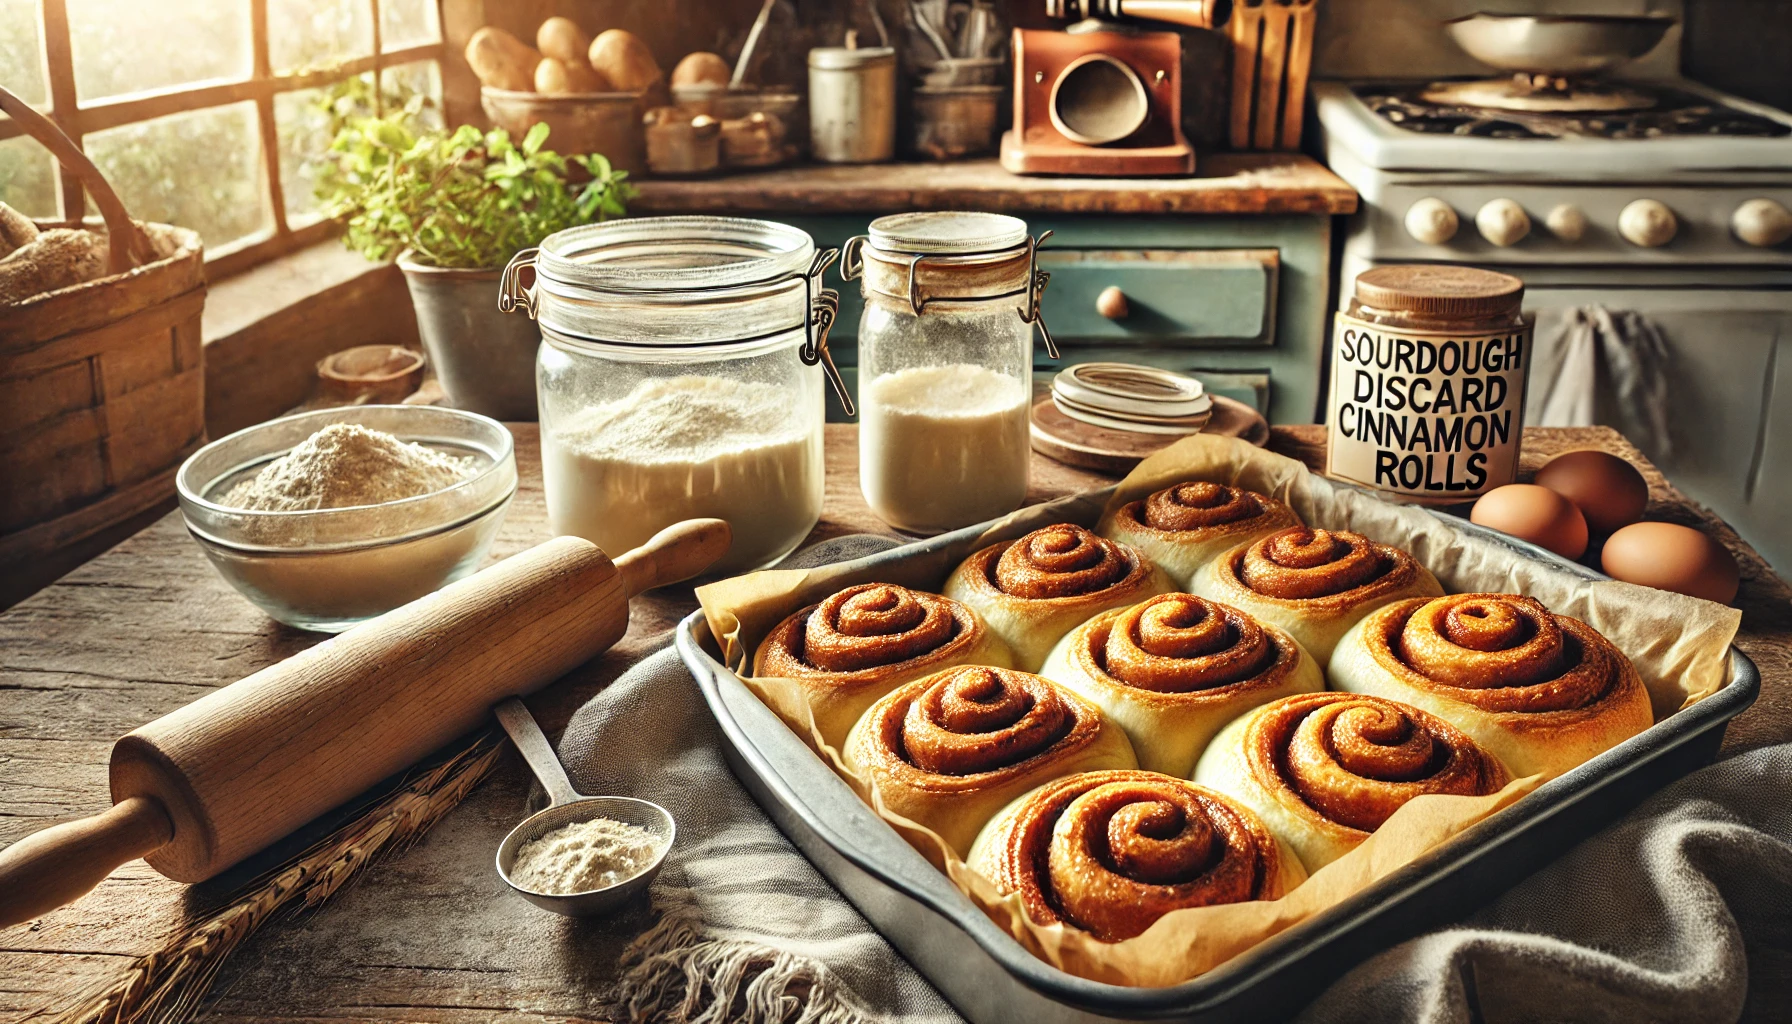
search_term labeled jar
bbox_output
[1326,265,1533,504]
[843,212,1057,533]
[500,217,850,573]
[807,46,897,163]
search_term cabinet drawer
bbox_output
[1037,249,1278,346]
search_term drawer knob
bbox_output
[1096,285,1130,320]
[1619,199,1677,248]
[1733,198,1792,247]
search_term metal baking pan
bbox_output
[674,488,1760,1023]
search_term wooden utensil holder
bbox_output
[1228,0,1319,150]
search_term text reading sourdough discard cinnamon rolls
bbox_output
[1191,526,1443,663]
[944,524,1171,671]
[1328,594,1653,777]
[968,770,1306,942]
[1041,593,1322,776]
[753,583,1012,747]
[1194,691,1509,871]
[1102,482,1303,587]
[842,666,1136,856]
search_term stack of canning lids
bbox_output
[1049,363,1213,436]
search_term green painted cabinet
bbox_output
[779,214,1334,426]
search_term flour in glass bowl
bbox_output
[541,375,822,573]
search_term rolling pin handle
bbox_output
[0,795,172,929]
[615,518,733,597]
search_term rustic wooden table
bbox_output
[3,424,1787,1022]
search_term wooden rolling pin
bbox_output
[0,518,731,928]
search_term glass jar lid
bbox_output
[867,212,1029,255]
[503,216,828,353]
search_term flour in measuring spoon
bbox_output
[541,376,822,573]
[860,363,1029,533]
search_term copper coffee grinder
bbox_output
[1000,0,1230,176]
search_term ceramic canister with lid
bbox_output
[807,45,897,163]
[1326,265,1534,504]
[843,212,1058,533]
[499,216,851,573]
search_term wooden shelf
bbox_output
[631,153,1358,217]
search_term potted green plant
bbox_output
[319,106,634,420]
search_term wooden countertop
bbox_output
[2,424,1784,1022]
[630,153,1359,217]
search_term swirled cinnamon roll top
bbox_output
[1089,593,1289,695]
[1243,692,1508,833]
[1231,527,1418,602]
[986,524,1146,600]
[974,770,1301,942]
[858,666,1108,782]
[1114,482,1300,539]
[1364,594,1637,718]
[1329,593,1654,778]
[756,583,982,680]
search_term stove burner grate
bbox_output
[1357,82,1792,139]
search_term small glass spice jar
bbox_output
[499,216,851,572]
[842,212,1056,533]
[1326,265,1534,504]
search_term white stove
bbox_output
[1313,70,1792,574]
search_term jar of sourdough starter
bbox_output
[842,212,1057,533]
[501,217,849,573]
[1326,265,1533,505]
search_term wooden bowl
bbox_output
[316,345,427,405]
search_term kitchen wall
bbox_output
[1683,0,1792,110]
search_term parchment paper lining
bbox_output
[695,435,1741,987]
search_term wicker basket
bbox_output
[0,85,207,574]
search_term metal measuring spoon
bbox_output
[493,698,674,917]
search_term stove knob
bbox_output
[1619,199,1677,248]
[1545,204,1587,243]
[1405,198,1459,245]
[1732,199,1792,248]
[1476,199,1531,247]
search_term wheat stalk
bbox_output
[48,732,506,1024]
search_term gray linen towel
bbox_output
[556,534,1791,1022]
[1300,742,1792,1024]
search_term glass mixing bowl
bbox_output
[177,405,517,632]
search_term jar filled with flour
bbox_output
[501,217,848,573]
[843,212,1056,533]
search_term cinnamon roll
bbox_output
[1328,594,1653,777]
[1102,482,1303,587]
[1190,526,1443,663]
[843,666,1136,856]
[753,583,1012,747]
[967,770,1306,942]
[1040,594,1323,777]
[942,524,1172,671]
[1193,692,1510,872]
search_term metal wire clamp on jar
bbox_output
[841,212,1058,534]
[498,216,851,574]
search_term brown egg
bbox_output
[1535,449,1649,534]
[1601,521,1740,604]
[1470,483,1589,560]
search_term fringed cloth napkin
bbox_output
[557,536,1790,1023]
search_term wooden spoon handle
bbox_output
[615,518,733,597]
[0,796,173,929]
